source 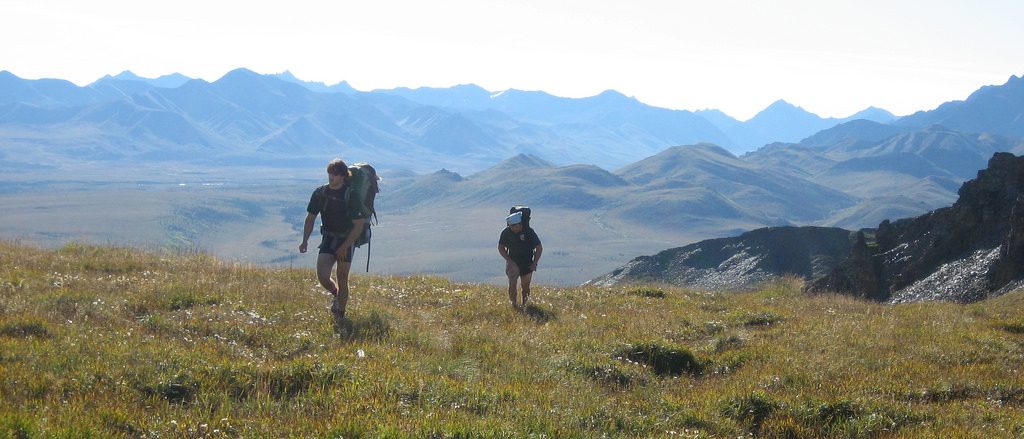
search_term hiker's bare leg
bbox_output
[316,254,339,295]
[335,261,352,317]
[521,272,534,307]
[506,261,520,309]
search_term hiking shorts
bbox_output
[318,234,354,262]
[512,258,534,276]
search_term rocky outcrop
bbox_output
[804,152,1024,303]
[585,226,856,290]
[797,231,887,301]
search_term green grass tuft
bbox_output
[565,360,643,388]
[614,342,705,376]
[219,361,349,400]
[998,320,1024,334]
[337,309,394,341]
[735,310,783,327]
[522,303,556,323]
[0,320,51,339]
[0,414,36,439]
[627,286,667,298]
[720,391,780,433]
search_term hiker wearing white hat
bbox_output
[498,210,543,310]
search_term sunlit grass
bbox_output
[2,241,1023,437]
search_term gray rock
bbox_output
[805,152,1024,303]
[586,226,856,290]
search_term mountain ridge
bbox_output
[591,152,1024,304]
[805,152,1024,303]
[896,74,1024,137]
[1,67,917,160]
[586,226,856,289]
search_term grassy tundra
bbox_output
[1,241,1023,437]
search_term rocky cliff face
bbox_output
[586,226,855,289]
[805,152,1024,303]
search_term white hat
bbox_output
[506,211,523,225]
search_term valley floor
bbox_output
[0,181,718,285]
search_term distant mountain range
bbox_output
[368,85,899,154]
[3,67,1023,195]
[699,102,897,151]
[4,67,1024,286]
[4,68,1024,226]
[2,68,901,174]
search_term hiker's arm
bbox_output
[498,243,511,262]
[299,213,316,253]
[337,218,366,258]
[530,244,543,270]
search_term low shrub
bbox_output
[568,360,642,388]
[720,391,779,433]
[628,287,666,298]
[792,398,923,437]
[703,321,727,334]
[168,295,196,311]
[907,383,979,403]
[219,361,348,400]
[338,309,393,341]
[709,352,747,375]
[615,342,704,376]
[710,334,744,352]
[736,311,783,327]
[99,409,143,437]
[523,303,556,323]
[758,415,813,438]
[0,414,36,439]
[998,321,1024,334]
[166,286,219,311]
[136,372,199,404]
[0,320,51,339]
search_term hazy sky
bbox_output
[3,0,1023,120]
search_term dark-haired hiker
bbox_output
[299,158,367,320]
[498,211,542,310]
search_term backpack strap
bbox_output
[365,228,372,272]
[320,185,329,214]
[320,184,347,212]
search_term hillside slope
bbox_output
[2,241,1024,436]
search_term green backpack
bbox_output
[346,163,380,271]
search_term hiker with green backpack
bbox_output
[299,158,378,320]
[498,206,543,311]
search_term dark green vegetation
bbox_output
[2,241,1024,437]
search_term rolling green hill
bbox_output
[2,241,1022,437]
